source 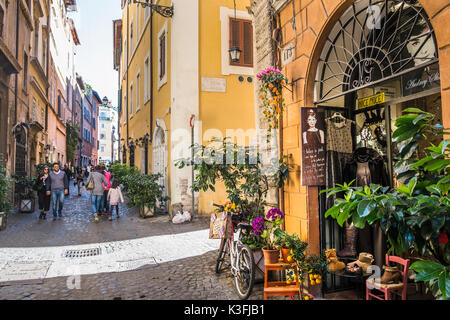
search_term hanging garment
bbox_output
[326,118,353,153]
[325,117,353,209]
[325,150,353,209]
[343,147,389,186]
[356,161,371,187]
[344,148,389,269]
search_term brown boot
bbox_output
[380,265,401,284]
[325,249,345,271]
[337,222,358,257]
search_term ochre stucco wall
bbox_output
[279,0,450,254]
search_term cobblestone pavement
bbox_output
[0,182,269,300]
[0,250,267,300]
[0,182,211,248]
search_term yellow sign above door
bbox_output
[357,92,385,109]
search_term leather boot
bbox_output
[337,222,358,257]
[380,265,401,284]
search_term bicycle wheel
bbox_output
[216,238,229,274]
[234,244,255,300]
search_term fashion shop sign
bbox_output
[301,108,326,186]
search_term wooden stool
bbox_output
[264,262,300,300]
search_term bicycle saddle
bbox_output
[236,222,252,230]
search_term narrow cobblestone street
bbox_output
[0,183,265,300]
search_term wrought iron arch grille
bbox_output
[315,0,438,103]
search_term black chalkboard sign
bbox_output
[301,108,326,186]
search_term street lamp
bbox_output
[229,46,242,63]
[133,0,174,18]
[229,0,241,63]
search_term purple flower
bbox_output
[252,217,266,236]
[266,208,284,221]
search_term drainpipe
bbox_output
[149,8,154,143]
[14,0,19,127]
[273,6,285,227]
[126,3,129,161]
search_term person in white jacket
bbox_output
[107,179,124,221]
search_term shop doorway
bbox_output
[310,0,441,294]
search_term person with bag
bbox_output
[102,165,112,215]
[85,165,107,223]
[35,166,51,220]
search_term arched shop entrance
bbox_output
[302,0,442,293]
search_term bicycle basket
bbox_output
[209,211,232,239]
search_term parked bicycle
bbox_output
[213,203,255,300]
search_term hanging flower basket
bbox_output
[257,66,288,134]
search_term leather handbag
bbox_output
[86,177,94,190]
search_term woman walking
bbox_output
[85,165,107,223]
[35,166,51,220]
[75,167,84,196]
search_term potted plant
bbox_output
[258,208,284,265]
[280,231,328,300]
[124,172,169,218]
[13,174,37,213]
[0,165,12,231]
[275,230,293,263]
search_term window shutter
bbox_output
[229,18,253,67]
[160,33,165,80]
[243,21,253,66]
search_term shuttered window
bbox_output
[159,33,166,80]
[229,18,253,67]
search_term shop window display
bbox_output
[310,0,442,294]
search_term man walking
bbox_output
[46,163,69,220]
[85,165,108,223]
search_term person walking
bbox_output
[102,165,112,215]
[107,179,124,221]
[35,166,51,220]
[75,167,84,196]
[63,164,72,196]
[46,163,69,220]
[85,165,107,223]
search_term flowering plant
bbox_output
[257,66,288,134]
[252,208,284,250]
[252,216,266,236]
[223,201,237,213]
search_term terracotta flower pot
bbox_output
[281,248,291,263]
[262,248,280,265]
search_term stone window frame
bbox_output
[136,69,141,112]
[157,21,168,90]
[144,52,150,103]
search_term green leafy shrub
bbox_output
[175,137,292,222]
[123,173,169,209]
[109,163,140,191]
[12,174,36,199]
[0,165,12,212]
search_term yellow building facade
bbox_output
[118,0,256,216]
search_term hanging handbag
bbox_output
[209,211,232,239]
[85,177,94,190]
